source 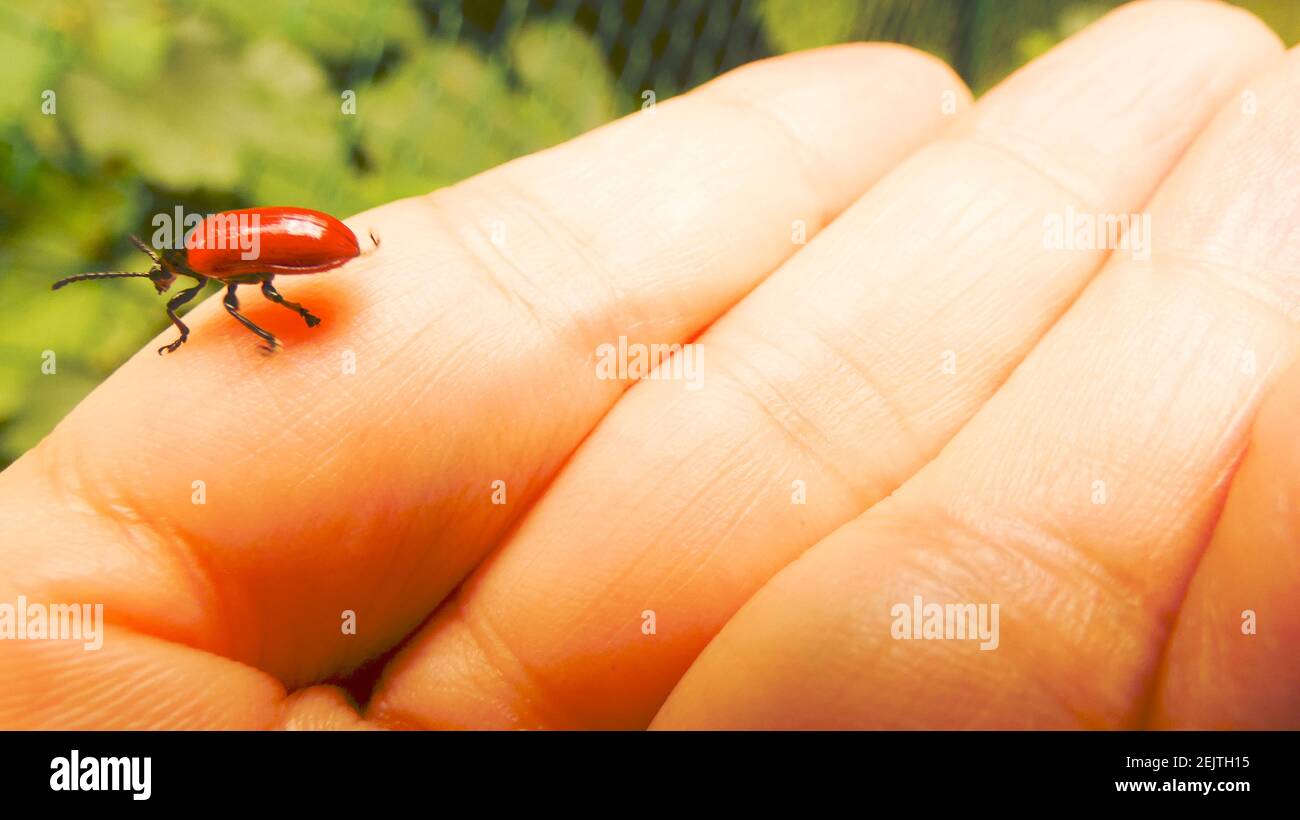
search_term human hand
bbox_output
[1,0,1295,730]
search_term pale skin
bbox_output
[1,0,1297,729]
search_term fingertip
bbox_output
[368,603,547,730]
[951,0,1283,214]
[1070,0,1282,61]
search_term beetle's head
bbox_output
[145,263,178,294]
[131,235,183,293]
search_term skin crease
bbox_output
[0,1,1295,731]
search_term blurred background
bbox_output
[0,0,1296,467]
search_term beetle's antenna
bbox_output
[129,235,162,264]
[365,228,381,254]
[51,271,152,290]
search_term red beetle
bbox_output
[53,207,379,354]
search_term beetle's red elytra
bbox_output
[52,206,380,354]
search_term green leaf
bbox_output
[358,23,618,198]
[758,0,860,52]
[64,20,348,194]
[0,369,101,459]
[358,42,520,193]
[192,0,425,61]
[0,14,57,122]
[87,1,172,89]
[510,21,617,139]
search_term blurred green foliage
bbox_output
[0,0,1296,466]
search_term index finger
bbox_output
[0,43,964,725]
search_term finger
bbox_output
[0,622,283,729]
[1152,357,1300,728]
[369,0,1282,729]
[654,43,1300,730]
[0,43,961,726]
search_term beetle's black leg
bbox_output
[223,283,280,352]
[158,276,208,355]
[260,279,320,327]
